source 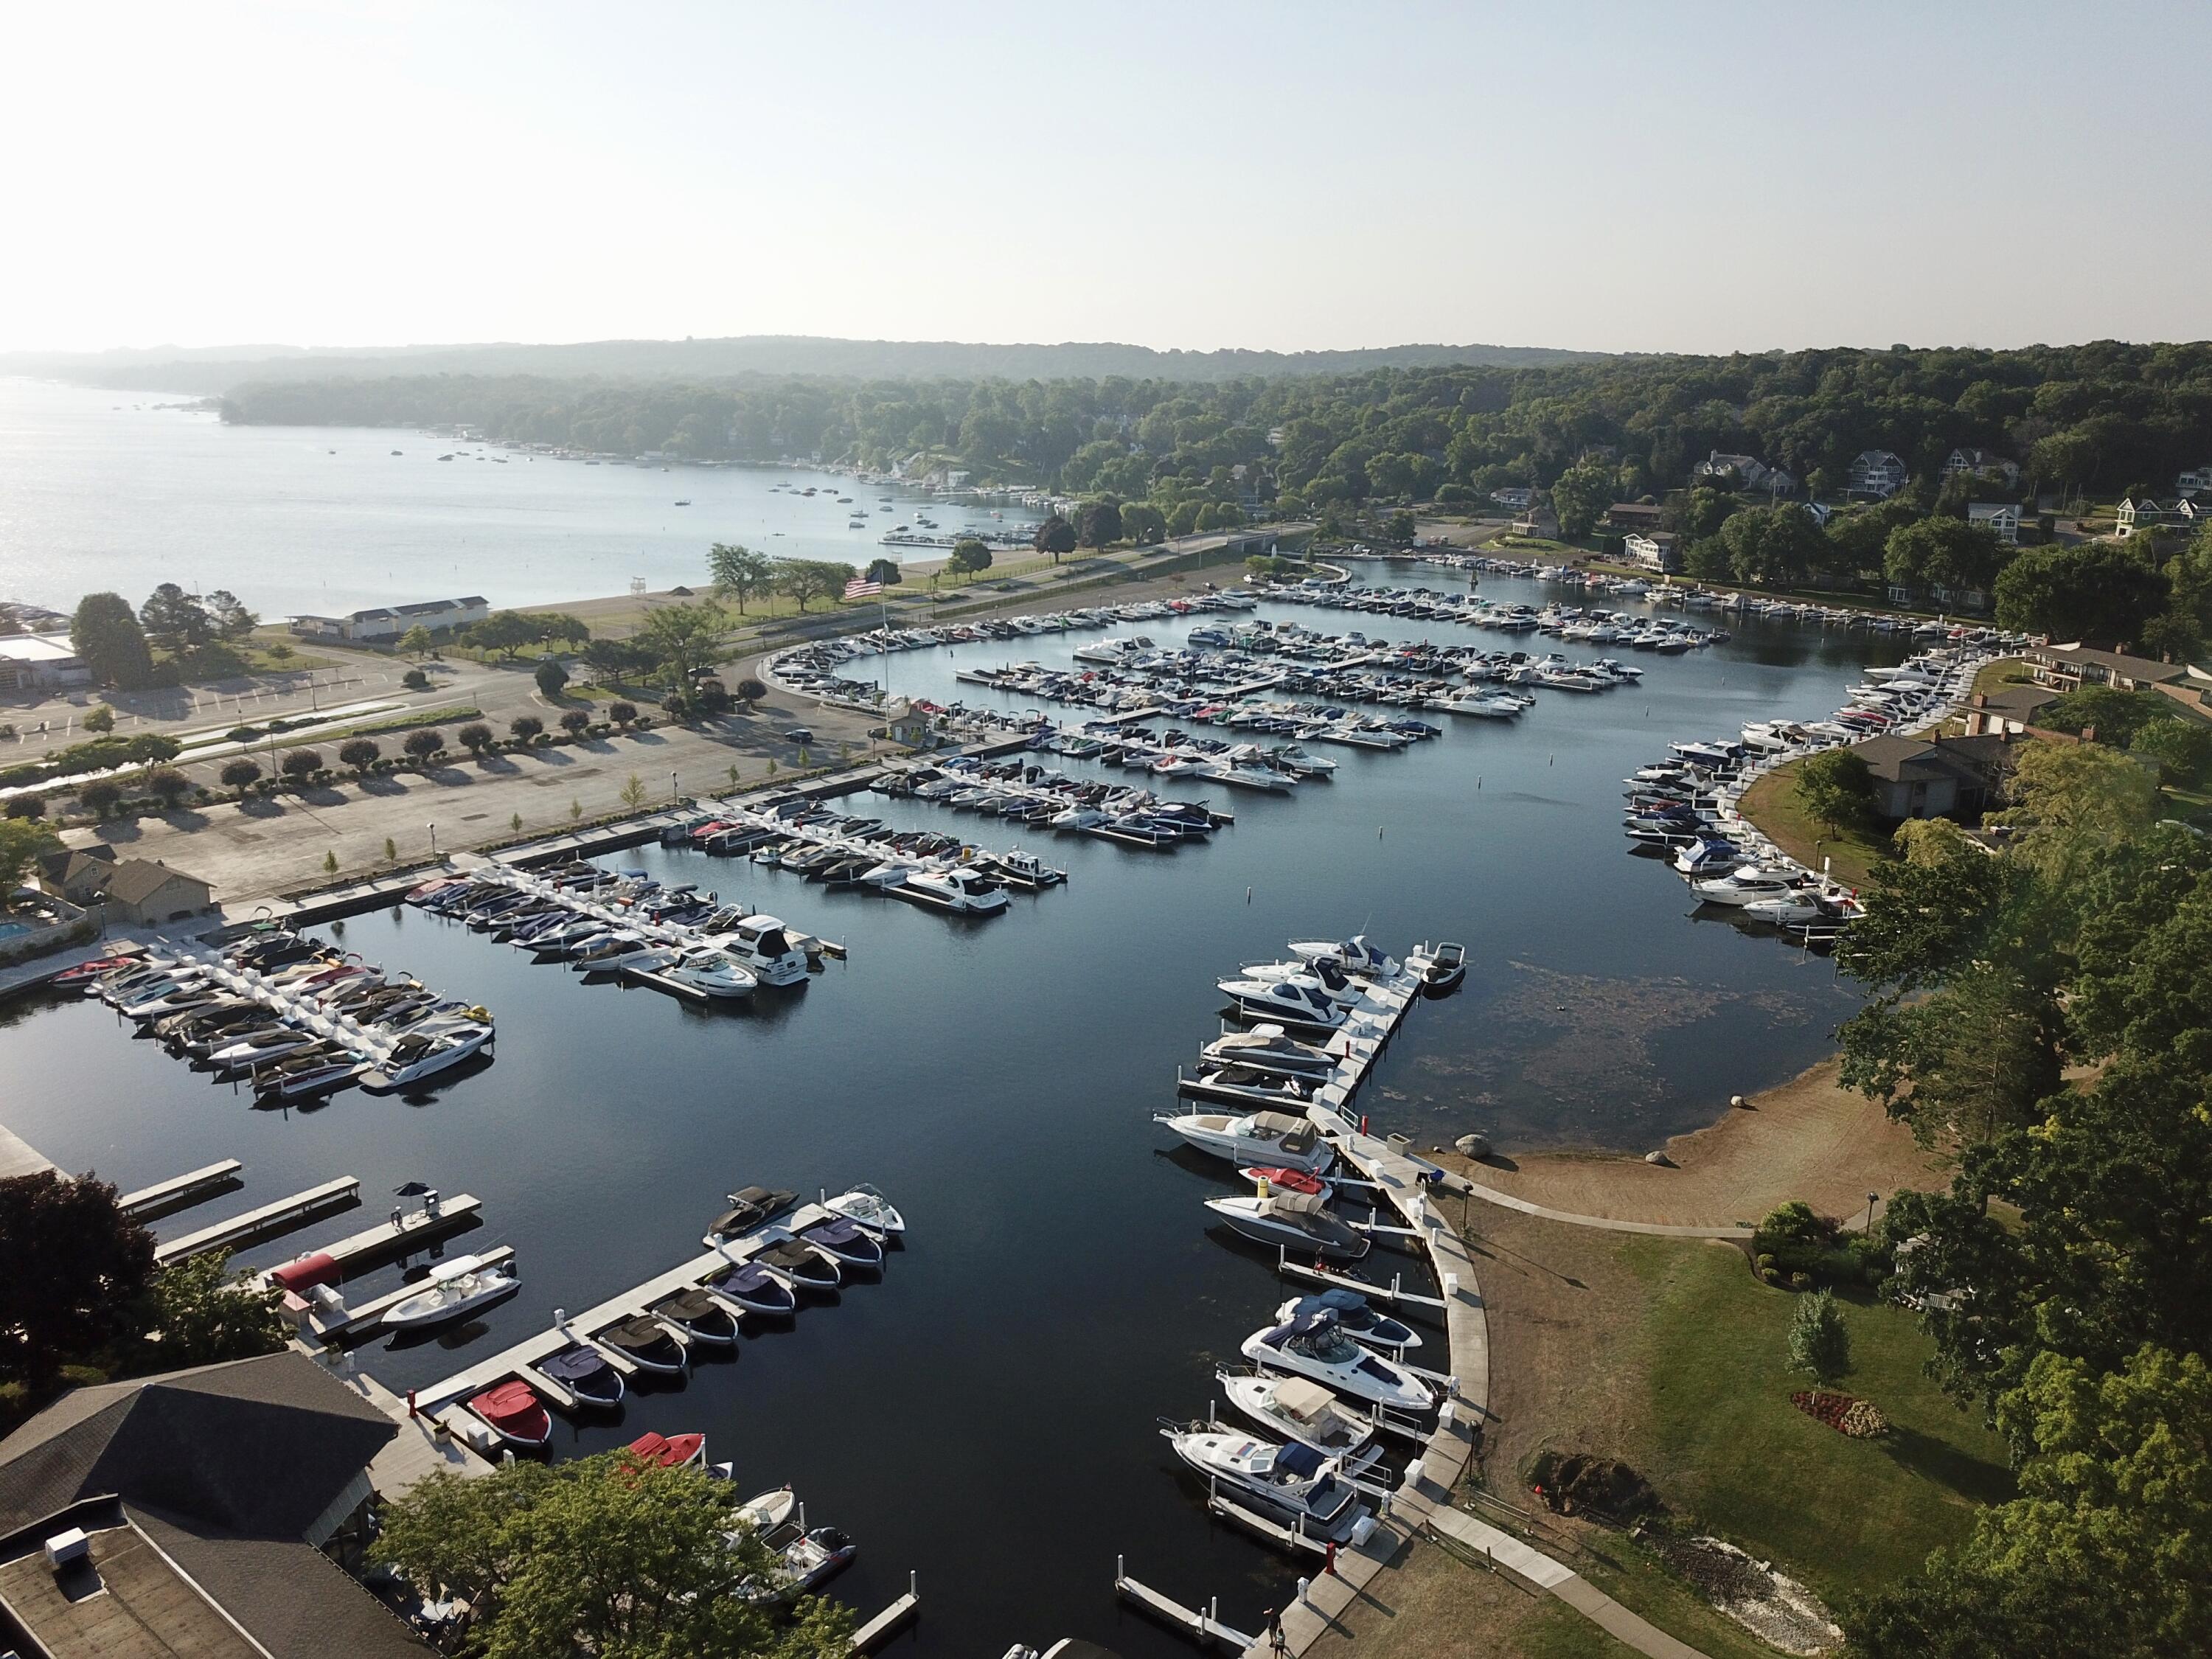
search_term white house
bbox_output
[290,596,490,643]
[1624,531,1682,574]
[1847,451,1910,498]
[1696,451,1795,493]
[1942,448,2021,488]
[1966,501,2024,546]
[1489,486,1533,509]
[2176,465,2212,495]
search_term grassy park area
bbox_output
[1737,756,1893,888]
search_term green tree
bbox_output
[1077,501,1123,548]
[371,1453,853,1659]
[218,758,262,789]
[1660,485,1735,541]
[707,542,774,613]
[1795,746,1878,834]
[202,590,257,641]
[0,1172,154,1385]
[398,624,436,658]
[1990,741,2160,877]
[279,748,322,780]
[534,657,570,700]
[338,738,380,775]
[1994,543,2169,647]
[1714,502,1826,585]
[1384,509,1417,546]
[619,773,647,809]
[947,538,993,577]
[0,818,58,893]
[125,734,182,777]
[456,722,494,757]
[145,767,190,807]
[559,709,590,737]
[635,602,726,676]
[137,582,215,658]
[139,1249,287,1368]
[1547,460,1615,540]
[734,676,768,706]
[80,779,123,818]
[607,700,639,728]
[1034,515,1079,562]
[2039,684,2177,748]
[2130,717,2212,788]
[70,592,154,689]
[82,705,115,735]
[863,557,903,588]
[467,611,543,660]
[1121,502,1167,544]
[403,728,445,762]
[1786,1287,1851,1404]
[1884,516,2010,599]
[507,714,543,744]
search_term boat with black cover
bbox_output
[598,1314,687,1374]
[653,1287,739,1346]
[540,1343,625,1408]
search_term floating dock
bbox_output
[849,1574,919,1652]
[155,1177,361,1265]
[1113,1564,1256,1651]
[120,1160,244,1221]
[256,1192,484,1284]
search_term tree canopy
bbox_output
[69,593,154,689]
[0,1172,155,1386]
[1994,542,2169,647]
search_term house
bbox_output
[1963,684,2063,737]
[1489,487,1532,509]
[1696,451,1795,493]
[0,632,92,692]
[0,1352,430,1658]
[1942,448,2021,488]
[1624,531,1681,574]
[1846,451,1910,499]
[2026,644,2190,695]
[2176,465,2212,495]
[290,597,490,643]
[2114,498,2174,540]
[1885,579,1992,614]
[1853,732,2014,821]
[1966,501,2024,546]
[43,849,214,925]
[1604,501,1665,532]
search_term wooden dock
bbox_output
[155,1178,361,1265]
[849,1574,919,1652]
[1114,1565,1256,1651]
[0,1123,57,1182]
[259,1192,484,1285]
[120,1160,243,1221]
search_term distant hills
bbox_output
[1,333,1613,394]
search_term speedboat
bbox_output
[1237,958,1363,1009]
[1154,1109,1333,1175]
[1238,1164,1332,1199]
[1289,936,1398,978]
[1178,1064,1318,1109]
[704,1255,799,1318]
[893,867,1008,915]
[382,1255,522,1331]
[753,1238,841,1293]
[658,950,759,999]
[207,1026,324,1072]
[1219,974,1347,1029]
[823,1183,905,1236]
[650,1288,739,1346]
[1276,1290,1420,1354]
[626,1430,731,1481]
[730,1486,798,1536]
[1691,865,1805,906]
[596,1315,687,1374]
[799,1219,884,1270]
[1163,1428,1374,1543]
[468,1380,552,1447]
[704,1186,798,1247]
[1242,1310,1436,1413]
[253,1047,366,1102]
[539,1343,625,1409]
[1199,1023,1338,1079]
[738,1524,858,1603]
[1218,1370,1380,1458]
[1205,1190,1368,1259]
[712,916,810,987]
[358,1021,493,1092]
[987,848,1065,888]
[1406,940,1466,995]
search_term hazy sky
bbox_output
[7,1,2209,357]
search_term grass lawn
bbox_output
[1737,757,1893,889]
[1972,657,2034,695]
[1619,1237,2012,1611]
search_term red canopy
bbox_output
[269,1252,338,1292]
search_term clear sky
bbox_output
[7,1,2208,357]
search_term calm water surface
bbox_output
[1,571,1892,1649]
[0,377,1026,617]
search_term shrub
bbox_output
[534,658,569,700]
[1839,1399,1890,1439]
[1790,1271,1815,1291]
[338,738,380,774]
[226,725,262,743]
[1761,1267,1781,1284]
[558,710,590,737]
[146,767,191,805]
[509,714,543,742]
[401,667,430,691]
[402,728,444,762]
[608,700,639,728]
[80,780,123,818]
[4,793,43,818]
[218,759,262,789]
[1755,1253,1777,1273]
[457,722,494,755]
[279,748,322,779]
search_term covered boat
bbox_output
[704,1186,798,1247]
[704,1257,799,1318]
[468,1380,552,1447]
[1204,1189,1369,1259]
[1279,1289,1420,1354]
[598,1315,687,1374]
[652,1287,738,1346]
[540,1343,625,1409]
[754,1238,841,1292]
[799,1218,883,1270]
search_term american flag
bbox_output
[844,577,883,600]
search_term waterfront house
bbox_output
[2024,646,2210,720]
[0,1352,428,1658]
[1604,501,1664,532]
[1846,451,1910,499]
[290,597,490,644]
[2177,464,2212,495]
[1853,732,2014,822]
[2114,498,2175,540]
[1942,448,2020,488]
[1963,684,2063,737]
[1624,531,1682,574]
[1966,501,2024,546]
[1697,451,1794,493]
[42,849,214,925]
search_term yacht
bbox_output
[253,1047,367,1102]
[1153,1109,1334,1175]
[1276,1290,1419,1354]
[382,1255,522,1331]
[1205,1190,1368,1259]
[985,848,1065,888]
[1217,975,1347,1029]
[1198,1023,1338,1080]
[1691,865,1806,907]
[1288,936,1398,978]
[1217,1370,1382,1458]
[208,1026,325,1072]
[823,1183,905,1236]
[1162,1428,1374,1544]
[1241,1310,1436,1413]
[1237,958,1363,1009]
[893,867,1009,915]
[712,916,811,986]
[358,1021,493,1093]
[658,949,759,999]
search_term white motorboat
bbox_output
[1276,1290,1420,1354]
[823,1183,905,1236]
[1405,940,1466,994]
[1153,1109,1333,1175]
[252,1047,366,1101]
[382,1254,522,1331]
[1205,1190,1368,1259]
[1237,958,1363,1009]
[358,1020,493,1093]
[1198,1023,1338,1080]
[1691,864,1804,907]
[987,848,1065,888]
[1444,692,1526,717]
[711,916,810,987]
[208,1026,324,1071]
[893,867,1009,914]
[1217,1369,1380,1458]
[1198,760,1296,793]
[1218,975,1347,1029]
[1163,1428,1375,1543]
[658,949,759,999]
[1287,936,1398,978]
[1242,1309,1436,1413]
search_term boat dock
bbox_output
[308,1245,518,1342]
[0,1122,57,1182]
[411,1202,843,1418]
[154,1177,363,1265]
[1114,1562,1256,1651]
[256,1192,484,1285]
[849,1573,920,1652]
[120,1159,244,1221]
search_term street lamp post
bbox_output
[428,822,437,857]
[1865,1191,1879,1233]
[670,770,678,803]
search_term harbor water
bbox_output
[0,571,1898,1654]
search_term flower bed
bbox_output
[1790,1391,1888,1438]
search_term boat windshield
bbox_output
[1297,1329,1360,1363]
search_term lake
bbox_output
[0,573,1890,1653]
[0,377,1029,619]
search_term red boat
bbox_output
[627,1430,706,1470]
[468,1380,552,1447]
[1238,1166,1333,1199]
[49,955,136,987]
